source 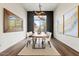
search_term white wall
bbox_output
[54,3,79,52]
[0,3,27,52]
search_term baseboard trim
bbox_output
[0,38,26,56]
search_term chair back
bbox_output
[26,31,32,37]
[47,32,52,41]
[26,32,30,37]
[34,32,38,35]
[29,31,32,36]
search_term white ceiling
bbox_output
[21,3,59,11]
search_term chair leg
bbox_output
[32,39,35,48]
[42,39,44,48]
[26,40,30,47]
[28,40,30,44]
[48,41,51,48]
[35,39,37,44]
[26,41,29,47]
[42,39,45,48]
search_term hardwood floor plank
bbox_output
[0,39,26,56]
[51,38,79,56]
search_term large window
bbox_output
[34,15,47,32]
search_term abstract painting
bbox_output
[34,15,47,33]
[64,7,78,37]
[57,16,63,34]
[3,8,23,33]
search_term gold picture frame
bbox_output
[3,8,23,33]
[63,6,79,37]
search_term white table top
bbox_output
[32,32,48,38]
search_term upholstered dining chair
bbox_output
[28,31,33,36]
[41,32,45,34]
[26,31,33,47]
[45,32,52,48]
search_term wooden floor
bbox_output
[0,39,26,56]
[0,38,79,56]
[52,38,79,56]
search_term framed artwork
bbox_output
[63,6,79,37]
[57,16,64,34]
[3,8,23,33]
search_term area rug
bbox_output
[18,41,60,56]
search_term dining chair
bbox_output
[34,32,38,35]
[45,32,52,48]
[33,32,38,45]
[26,31,33,47]
[41,32,45,34]
[29,31,33,36]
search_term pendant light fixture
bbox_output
[35,3,45,19]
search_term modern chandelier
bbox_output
[35,3,45,19]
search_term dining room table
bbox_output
[31,32,49,49]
